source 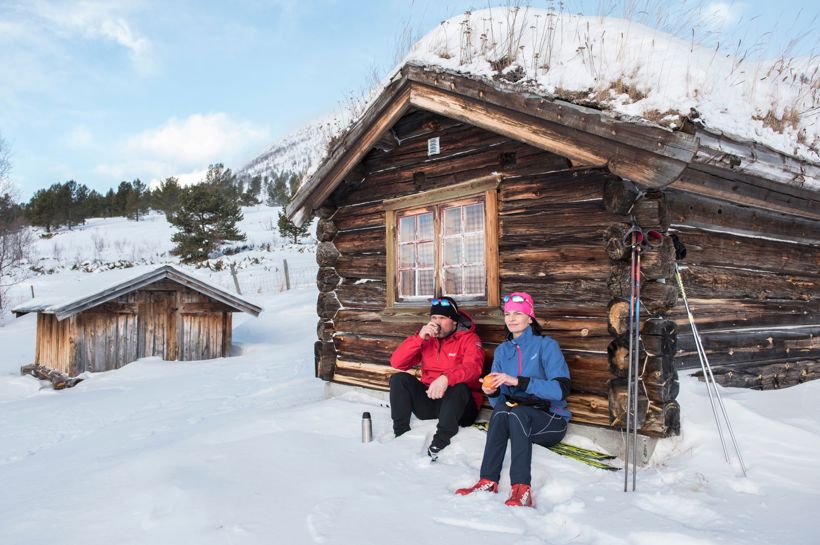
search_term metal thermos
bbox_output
[361,412,373,443]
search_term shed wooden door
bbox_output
[137,291,176,360]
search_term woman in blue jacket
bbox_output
[455,292,571,508]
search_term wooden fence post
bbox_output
[283,259,291,291]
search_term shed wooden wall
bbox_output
[315,110,679,434]
[34,281,235,375]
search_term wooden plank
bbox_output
[408,81,691,188]
[667,188,820,245]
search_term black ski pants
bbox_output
[389,372,478,447]
[479,402,568,485]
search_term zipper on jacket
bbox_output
[516,344,523,376]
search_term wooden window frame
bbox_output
[384,175,500,312]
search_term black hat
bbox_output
[430,297,459,322]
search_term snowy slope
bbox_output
[1,281,819,544]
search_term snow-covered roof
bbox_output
[287,8,818,226]
[12,265,262,320]
[404,8,818,164]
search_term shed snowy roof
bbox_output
[12,265,262,320]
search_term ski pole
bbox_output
[630,243,642,491]
[624,230,638,492]
[671,235,747,476]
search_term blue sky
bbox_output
[1,0,817,200]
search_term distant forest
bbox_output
[10,165,304,233]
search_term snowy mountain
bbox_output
[238,119,333,181]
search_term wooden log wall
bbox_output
[601,179,680,436]
[313,108,678,436]
[665,185,820,388]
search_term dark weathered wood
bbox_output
[697,359,820,389]
[317,320,334,342]
[336,279,387,310]
[607,269,679,315]
[667,189,820,245]
[20,363,84,389]
[316,205,337,220]
[675,326,820,369]
[314,340,336,381]
[673,226,819,276]
[316,218,338,242]
[317,292,341,321]
[608,379,648,429]
[675,264,818,302]
[317,267,342,293]
[632,191,671,230]
[334,227,385,254]
[674,164,820,221]
[603,177,641,214]
[316,242,341,267]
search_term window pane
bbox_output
[464,234,484,264]
[399,216,416,243]
[443,238,461,266]
[443,207,461,236]
[399,270,415,297]
[463,266,485,294]
[418,212,434,240]
[417,269,434,296]
[417,242,434,267]
[399,244,415,269]
[443,267,462,295]
[464,203,484,232]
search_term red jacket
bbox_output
[390,311,485,410]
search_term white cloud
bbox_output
[27,0,156,74]
[65,126,93,147]
[95,113,270,185]
[126,113,270,165]
[700,2,745,28]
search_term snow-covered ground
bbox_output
[1,213,818,544]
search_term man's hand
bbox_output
[426,374,449,399]
[418,321,441,341]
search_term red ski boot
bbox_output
[505,484,534,507]
[454,478,498,496]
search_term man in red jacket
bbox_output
[389,296,485,460]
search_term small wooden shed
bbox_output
[13,265,262,376]
[288,64,819,438]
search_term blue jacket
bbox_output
[489,327,572,420]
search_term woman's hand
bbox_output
[491,373,518,387]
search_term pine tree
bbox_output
[277,210,310,244]
[126,178,146,220]
[168,183,246,263]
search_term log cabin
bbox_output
[13,265,262,376]
[288,63,819,438]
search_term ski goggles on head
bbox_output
[624,227,664,248]
[430,298,455,307]
[502,292,536,318]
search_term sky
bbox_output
[1,0,817,201]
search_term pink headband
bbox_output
[503,292,536,318]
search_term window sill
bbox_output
[380,305,503,325]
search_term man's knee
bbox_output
[444,382,471,401]
[389,372,416,391]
